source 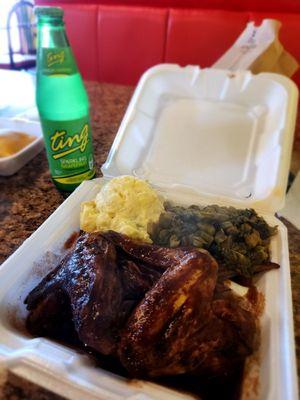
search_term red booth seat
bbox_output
[165,10,249,68]
[62,5,99,81]
[36,1,300,86]
[98,6,167,84]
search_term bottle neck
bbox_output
[36,16,78,76]
[37,18,69,48]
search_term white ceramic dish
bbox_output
[0,66,298,400]
[0,118,43,176]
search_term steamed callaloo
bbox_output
[150,203,279,280]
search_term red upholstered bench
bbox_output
[165,9,249,68]
[98,6,167,85]
[36,0,300,87]
[61,4,99,81]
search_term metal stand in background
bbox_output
[1,0,36,71]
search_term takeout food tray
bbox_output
[0,65,298,400]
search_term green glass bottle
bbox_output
[35,6,95,192]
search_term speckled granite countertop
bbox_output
[0,81,299,399]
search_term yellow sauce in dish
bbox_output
[0,131,36,158]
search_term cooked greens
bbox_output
[150,203,277,278]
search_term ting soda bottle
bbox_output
[35,6,95,192]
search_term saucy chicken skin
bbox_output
[25,231,260,388]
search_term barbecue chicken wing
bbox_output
[25,231,259,383]
[118,242,257,378]
[25,232,161,355]
[119,246,218,376]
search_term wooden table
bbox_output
[0,81,299,399]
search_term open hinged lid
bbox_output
[102,65,298,213]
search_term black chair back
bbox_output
[7,0,36,70]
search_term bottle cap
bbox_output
[34,6,64,18]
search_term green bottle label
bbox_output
[41,116,95,188]
[41,47,77,75]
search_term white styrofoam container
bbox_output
[0,66,298,400]
[0,117,43,176]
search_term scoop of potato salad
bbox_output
[80,176,164,242]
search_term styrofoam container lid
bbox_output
[0,179,297,400]
[102,65,298,213]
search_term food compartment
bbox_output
[0,179,296,400]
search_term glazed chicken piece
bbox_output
[119,246,219,377]
[102,230,194,270]
[116,232,258,378]
[25,232,161,355]
[25,231,258,383]
[98,234,258,378]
